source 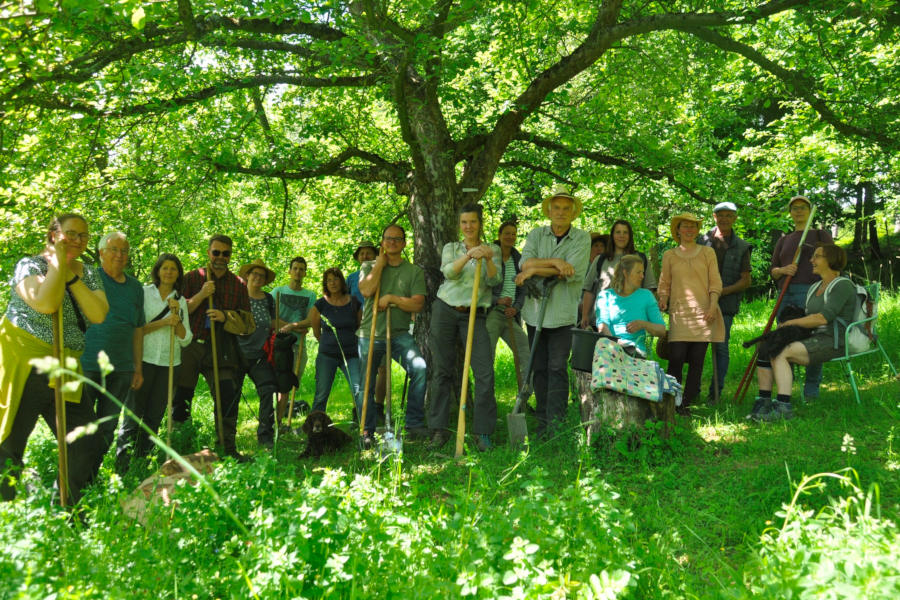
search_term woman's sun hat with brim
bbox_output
[542,184,582,218]
[670,213,703,240]
[786,195,812,212]
[238,258,277,286]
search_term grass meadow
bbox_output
[1,295,898,598]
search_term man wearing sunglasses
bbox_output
[172,234,253,461]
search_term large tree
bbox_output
[1,0,898,289]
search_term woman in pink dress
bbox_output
[657,213,724,416]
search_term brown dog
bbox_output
[300,411,353,458]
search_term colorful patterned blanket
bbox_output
[590,337,682,405]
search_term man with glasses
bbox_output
[515,185,590,438]
[356,224,429,447]
[172,234,253,461]
[82,232,145,480]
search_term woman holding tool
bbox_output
[1,213,108,504]
[750,243,854,422]
[115,254,191,473]
[427,203,501,452]
[657,213,724,416]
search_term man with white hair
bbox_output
[82,231,145,479]
[516,185,590,437]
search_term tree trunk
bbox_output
[864,181,882,259]
[852,182,864,251]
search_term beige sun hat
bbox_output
[670,213,702,240]
[238,258,276,285]
[542,184,582,218]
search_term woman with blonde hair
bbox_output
[595,255,666,357]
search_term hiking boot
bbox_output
[745,397,771,420]
[474,434,493,452]
[753,400,794,422]
[360,432,375,450]
[406,426,430,441]
[675,404,691,418]
[428,429,451,449]
[226,449,252,463]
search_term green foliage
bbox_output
[745,470,900,598]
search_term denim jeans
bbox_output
[709,313,734,396]
[358,332,427,433]
[526,324,573,437]
[779,282,822,397]
[313,352,361,414]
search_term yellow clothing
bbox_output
[658,246,725,343]
[0,317,83,445]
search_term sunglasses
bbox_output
[211,249,232,257]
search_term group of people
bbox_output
[0,190,856,504]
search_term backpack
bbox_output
[806,277,873,354]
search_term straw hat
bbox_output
[238,258,276,285]
[670,213,702,240]
[542,184,582,218]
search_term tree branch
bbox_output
[683,27,898,150]
[514,133,715,205]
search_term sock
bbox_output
[776,394,791,405]
[759,390,772,399]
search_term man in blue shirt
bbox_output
[82,232,145,479]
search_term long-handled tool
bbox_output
[166,310,176,446]
[732,205,817,403]
[360,285,381,437]
[52,303,69,507]
[507,276,559,449]
[381,305,402,455]
[455,258,483,458]
[206,267,225,448]
[287,337,303,429]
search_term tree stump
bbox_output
[575,371,675,444]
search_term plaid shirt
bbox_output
[184,267,250,341]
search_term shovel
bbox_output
[381,305,402,456]
[507,276,559,448]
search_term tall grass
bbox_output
[1,294,898,598]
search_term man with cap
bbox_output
[348,240,378,304]
[516,185,591,437]
[699,202,751,402]
[768,195,832,403]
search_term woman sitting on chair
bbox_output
[749,243,855,422]
[595,254,666,357]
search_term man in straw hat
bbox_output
[516,185,591,437]
[699,202,751,403]
[171,234,253,461]
[236,258,280,447]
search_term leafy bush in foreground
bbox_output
[744,470,900,599]
[0,457,637,599]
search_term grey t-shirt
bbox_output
[806,277,857,347]
[6,255,104,351]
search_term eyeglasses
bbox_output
[63,230,91,243]
[211,249,232,257]
[104,247,129,255]
[383,236,404,243]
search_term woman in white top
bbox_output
[115,254,191,473]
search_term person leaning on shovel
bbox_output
[515,185,591,440]
[427,203,501,452]
[0,213,109,504]
[170,234,254,462]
